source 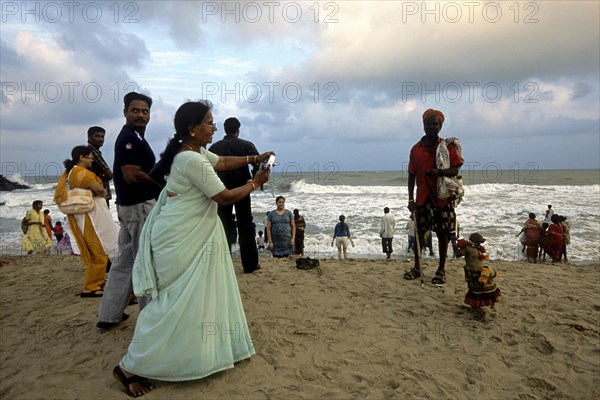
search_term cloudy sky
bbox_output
[1,1,599,180]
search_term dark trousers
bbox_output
[218,195,259,273]
[407,235,415,253]
[381,237,393,256]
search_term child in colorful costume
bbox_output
[455,232,501,318]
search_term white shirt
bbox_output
[406,220,415,237]
[380,213,396,238]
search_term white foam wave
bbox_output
[289,179,404,195]
[3,178,599,262]
[253,181,600,263]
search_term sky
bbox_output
[1,0,599,181]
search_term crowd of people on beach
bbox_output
[16,98,572,397]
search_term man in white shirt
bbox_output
[380,207,396,259]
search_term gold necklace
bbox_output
[182,143,199,152]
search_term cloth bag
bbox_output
[57,168,95,215]
[438,175,464,206]
[58,188,95,214]
[436,137,464,207]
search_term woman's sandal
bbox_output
[80,290,104,298]
[403,268,422,280]
[113,365,154,397]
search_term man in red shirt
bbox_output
[405,109,463,285]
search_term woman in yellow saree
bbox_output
[54,145,119,297]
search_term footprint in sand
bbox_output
[532,336,555,355]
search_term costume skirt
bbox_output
[464,288,501,308]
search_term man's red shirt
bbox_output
[408,136,463,207]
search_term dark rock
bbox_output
[0,175,30,191]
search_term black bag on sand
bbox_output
[296,257,320,270]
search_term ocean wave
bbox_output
[2,174,599,263]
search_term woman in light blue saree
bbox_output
[113,100,274,397]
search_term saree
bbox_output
[524,218,541,246]
[122,149,255,381]
[523,218,541,259]
[545,223,564,262]
[54,166,119,291]
[44,214,53,238]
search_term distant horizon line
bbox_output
[3,167,599,180]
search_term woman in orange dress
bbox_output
[523,212,541,262]
[43,210,53,238]
[54,145,120,297]
[545,214,564,263]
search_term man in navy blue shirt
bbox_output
[209,117,261,273]
[97,92,162,329]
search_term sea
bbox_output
[1,169,599,264]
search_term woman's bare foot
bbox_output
[472,307,495,322]
[471,306,486,320]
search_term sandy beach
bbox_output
[0,253,598,399]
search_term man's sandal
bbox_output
[113,365,154,397]
[403,269,422,280]
[431,276,445,285]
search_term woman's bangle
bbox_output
[249,182,256,190]
[254,155,257,163]
[246,155,249,164]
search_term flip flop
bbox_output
[80,290,104,298]
[113,365,154,398]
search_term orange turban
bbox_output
[422,108,445,124]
